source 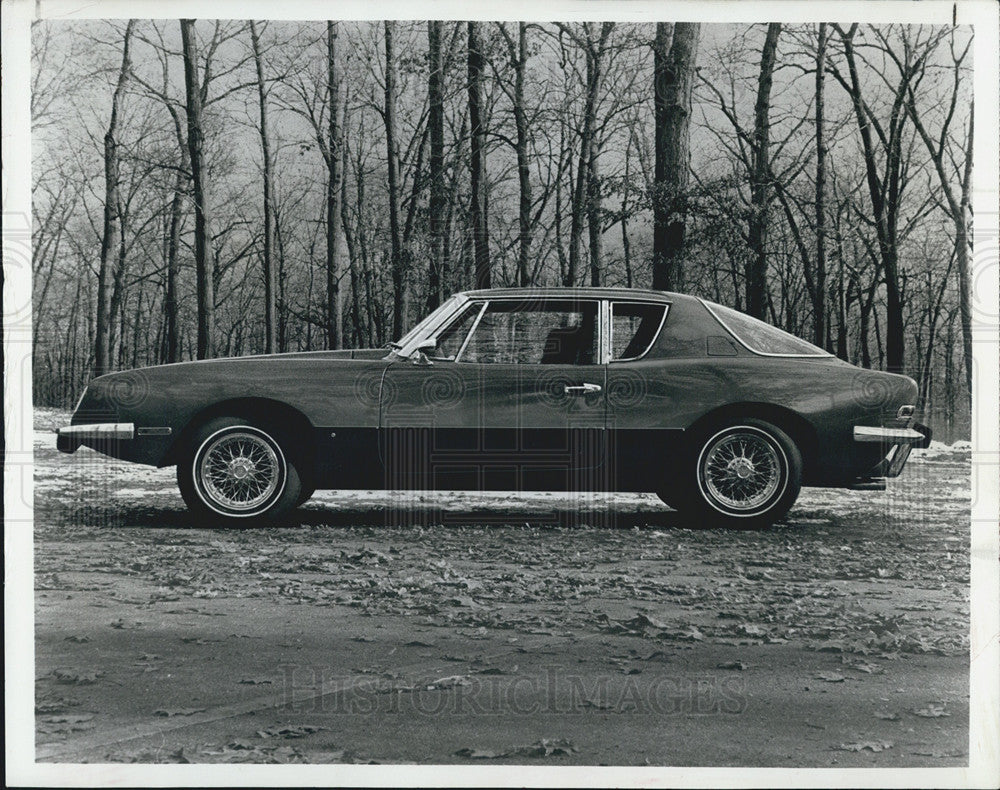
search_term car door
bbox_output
[381,297,607,494]
[603,299,676,492]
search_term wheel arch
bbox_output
[162,397,315,469]
[686,402,818,480]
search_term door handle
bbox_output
[564,383,602,395]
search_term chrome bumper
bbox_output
[57,423,134,453]
[852,419,931,481]
[853,425,928,444]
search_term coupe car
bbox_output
[58,288,930,527]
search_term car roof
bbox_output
[459,286,697,304]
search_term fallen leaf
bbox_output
[510,738,578,758]
[256,725,326,739]
[454,748,505,759]
[834,740,893,752]
[910,747,965,758]
[911,705,950,718]
[52,668,101,685]
[426,675,472,690]
[39,714,94,724]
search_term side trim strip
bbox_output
[137,427,172,437]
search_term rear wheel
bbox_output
[659,418,801,528]
[178,417,302,526]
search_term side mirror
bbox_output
[412,338,436,365]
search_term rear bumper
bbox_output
[57,423,134,453]
[849,420,931,489]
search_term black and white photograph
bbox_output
[4,0,998,785]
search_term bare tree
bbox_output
[250,21,277,353]
[384,21,406,337]
[180,19,215,359]
[812,22,828,347]
[427,20,446,308]
[95,20,134,377]
[497,22,533,286]
[902,30,973,401]
[468,21,491,289]
[326,21,344,349]
[651,22,700,291]
[746,23,781,319]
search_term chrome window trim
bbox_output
[453,301,488,361]
[449,297,603,366]
[700,298,833,359]
[608,300,670,363]
[396,294,470,357]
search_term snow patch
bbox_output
[910,439,971,462]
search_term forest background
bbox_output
[30,19,974,440]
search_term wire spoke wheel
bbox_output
[197,429,282,513]
[696,424,792,518]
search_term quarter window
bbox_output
[432,302,482,360]
[704,301,830,356]
[611,302,667,360]
[459,300,598,365]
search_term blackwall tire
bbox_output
[177,417,302,526]
[659,418,802,529]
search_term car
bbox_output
[57,287,931,528]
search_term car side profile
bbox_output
[58,288,930,528]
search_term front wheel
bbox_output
[177,417,302,526]
[659,419,802,528]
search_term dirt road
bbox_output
[32,409,970,766]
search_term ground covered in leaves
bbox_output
[33,408,970,766]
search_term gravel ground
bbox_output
[33,410,971,766]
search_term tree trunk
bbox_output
[384,22,405,338]
[94,20,134,378]
[813,23,827,347]
[746,23,781,319]
[652,22,700,292]
[250,21,277,354]
[838,24,905,373]
[181,19,215,360]
[326,21,344,349]
[427,21,446,309]
[567,23,613,287]
[587,127,602,286]
[906,83,974,402]
[468,21,490,289]
[512,23,532,286]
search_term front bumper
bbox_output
[57,423,135,453]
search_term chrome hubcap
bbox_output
[702,430,782,511]
[198,431,281,512]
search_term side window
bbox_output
[611,302,667,360]
[432,302,482,360]
[704,301,829,356]
[459,300,598,365]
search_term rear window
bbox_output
[703,301,830,356]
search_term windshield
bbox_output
[391,295,462,349]
[703,300,830,356]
